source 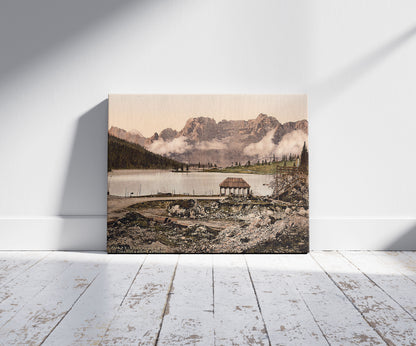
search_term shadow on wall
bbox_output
[58,100,108,250]
[0,0,138,81]
[308,24,416,250]
[308,24,416,111]
[385,223,416,251]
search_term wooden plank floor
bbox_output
[0,252,415,345]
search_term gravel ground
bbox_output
[107,196,309,254]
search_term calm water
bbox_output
[108,170,274,197]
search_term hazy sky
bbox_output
[109,94,307,137]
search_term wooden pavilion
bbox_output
[219,177,250,196]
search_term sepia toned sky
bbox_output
[109,94,307,137]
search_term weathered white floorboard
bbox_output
[403,251,416,263]
[342,251,416,320]
[373,251,416,283]
[0,252,74,329]
[0,251,415,345]
[313,251,416,345]
[0,252,49,287]
[157,255,214,345]
[0,252,108,345]
[101,254,178,345]
[213,255,269,345]
[245,255,327,345]
[279,254,384,345]
[43,254,146,345]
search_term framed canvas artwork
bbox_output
[107,95,308,254]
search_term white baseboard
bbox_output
[310,218,416,250]
[0,217,415,251]
[0,216,106,251]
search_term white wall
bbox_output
[0,0,415,250]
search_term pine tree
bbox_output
[300,141,309,171]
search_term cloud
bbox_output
[243,129,308,158]
[148,130,308,159]
[149,137,227,155]
[148,136,192,155]
[276,130,308,158]
[243,130,277,156]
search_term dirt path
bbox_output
[139,209,239,231]
[107,195,225,214]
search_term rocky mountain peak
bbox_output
[247,113,281,137]
[144,132,159,146]
[150,132,159,141]
[256,113,268,119]
[179,116,218,141]
[160,128,178,141]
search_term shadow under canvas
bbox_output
[57,100,108,250]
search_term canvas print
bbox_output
[108,95,309,254]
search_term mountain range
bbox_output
[109,114,308,167]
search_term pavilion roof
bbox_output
[219,177,250,188]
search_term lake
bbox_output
[108,170,274,197]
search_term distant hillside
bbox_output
[108,135,183,171]
[109,126,146,146]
